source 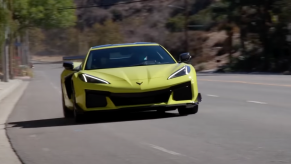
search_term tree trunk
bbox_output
[9,34,14,79]
[184,0,189,52]
[240,26,246,55]
[228,30,233,65]
[258,5,272,71]
[25,30,30,66]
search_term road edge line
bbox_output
[0,80,29,164]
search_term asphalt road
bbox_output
[6,64,291,164]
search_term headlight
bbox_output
[168,66,191,80]
[78,74,110,84]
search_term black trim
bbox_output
[197,93,202,102]
[85,81,193,107]
[114,103,198,111]
[173,82,192,101]
[85,89,171,98]
[85,81,192,97]
[85,91,108,108]
[110,90,171,106]
[78,103,198,113]
[63,61,74,70]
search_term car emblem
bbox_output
[136,82,143,85]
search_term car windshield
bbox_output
[84,45,176,70]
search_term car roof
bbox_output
[91,42,159,50]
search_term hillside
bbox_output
[31,0,224,68]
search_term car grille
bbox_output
[110,89,172,106]
[172,82,192,101]
[85,91,107,108]
[85,81,192,107]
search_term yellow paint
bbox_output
[61,43,200,112]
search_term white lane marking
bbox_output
[247,101,267,105]
[39,71,61,94]
[49,81,62,94]
[207,94,219,97]
[147,144,183,156]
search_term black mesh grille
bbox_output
[173,82,192,101]
[85,81,193,107]
[85,91,107,108]
[110,90,171,106]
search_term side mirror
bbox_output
[63,61,74,70]
[179,52,192,63]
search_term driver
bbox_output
[131,52,147,63]
[91,52,110,69]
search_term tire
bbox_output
[157,109,166,115]
[62,88,73,118]
[188,105,199,115]
[63,95,74,118]
[74,109,86,123]
[71,83,86,123]
[178,105,199,116]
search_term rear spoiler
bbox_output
[62,55,86,61]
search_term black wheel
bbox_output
[71,83,86,123]
[188,105,199,115]
[61,87,73,118]
[178,108,189,116]
[62,94,73,118]
[178,105,199,116]
[74,108,86,123]
[157,109,166,115]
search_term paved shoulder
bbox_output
[0,79,29,164]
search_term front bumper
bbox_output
[75,97,201,114]
[74,79,201,112]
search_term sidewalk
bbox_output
[0,80,23,102]
[0,78,28,164]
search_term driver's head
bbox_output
[92,53,109,68]
[99,54,110,66]
[131,52,147,63]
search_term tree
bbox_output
[1,0,77,79]
[209,0,291,72]
[12,0,76,31]
[28,28,45,54]
[0,0,13,80]
[89,19,123,46]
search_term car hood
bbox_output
[81,63,186,82]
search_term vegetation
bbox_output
[167,0,291,72]
[2,0,291,74]
[215,0,291,72]
[0,0,76,77]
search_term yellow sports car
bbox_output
[61,42,202,122]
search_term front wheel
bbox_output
[62,90,73,118]
[157,109,166,115]
[178,105,199,116]
[71,83,86,123]
[74,109,86,123]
